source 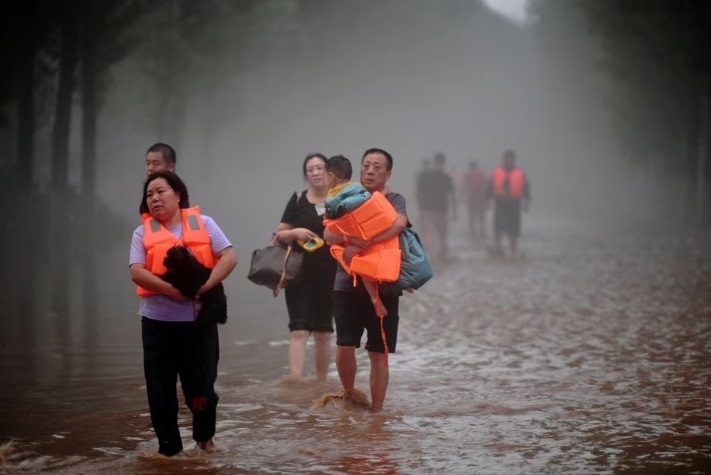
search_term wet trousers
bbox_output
[141,317,220,456]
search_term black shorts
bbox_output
[284,279,334,333]
[333,291,399,353]
[494,198,522,238]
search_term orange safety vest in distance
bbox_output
[323,192,397,241]
[492,167,525,199]
[136,206,216,297]
[330,235,402,284]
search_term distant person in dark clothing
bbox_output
[417,152,456,262]
[414,158,431,218]
[461,160,488,239]
[487,150,530,257]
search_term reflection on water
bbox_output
[1,217,710,474]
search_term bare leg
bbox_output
[438,217,448,261]
[312,331,331,381]
[287,330,309,380]
[368,351,389,412]
[362,279,387,316]
[494,230,504,256]
[336,346,357,391]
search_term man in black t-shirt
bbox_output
[416,152,456,262]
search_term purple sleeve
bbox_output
[129,225,146,266]
[202,215,232,254]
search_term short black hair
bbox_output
[325,155,352,181]
[361,148,393,171]
[139,170,190,215]
[146,143,177,166]
[433,152,446,165]
[302,153,327,178]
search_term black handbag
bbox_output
[247,244,303,295]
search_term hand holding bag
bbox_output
[247,244,303,296]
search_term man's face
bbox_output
[360,152,391,193]
[146,152,174,176]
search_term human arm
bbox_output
[198,246,237,295]
[129,226,186,301]
[271,191,319,245]
[130,263,187,301]
[522,178,531,212]
[323,227,346,245]
[273,223,318,245]
[341,213,408,264]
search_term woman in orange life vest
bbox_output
[129,170,237,457]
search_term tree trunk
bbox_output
[15,0,38,346]
[50,15,79,320]
[80,13,98,326]
[696,80,709,226]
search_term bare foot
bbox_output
[281,374,302,384]
[197,440,215,453]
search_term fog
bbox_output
[81,0,676,313]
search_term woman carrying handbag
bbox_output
[272,153,337,383]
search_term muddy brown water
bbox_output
[1,216,710,474]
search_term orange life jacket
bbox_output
[136,206,216,297]
[491,167,525,199]
[330,235,402,284]
[323,191,397,241]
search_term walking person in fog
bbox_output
[416,152,456,263]
[129,171,237,456]
[462,160,488,239]
[272,153,337,382]
[324,148,408,412]
[488,149,530,257]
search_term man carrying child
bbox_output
[323,149,408,413]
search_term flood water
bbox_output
[1,215,710,474]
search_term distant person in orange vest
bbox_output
[145,143,177,176]
[487,150,530,257]
[461,160,488,239]
[417,152,456,262]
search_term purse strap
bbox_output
[273,244,294,297]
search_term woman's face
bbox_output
[304,157,326,188]
[146,177,181,222]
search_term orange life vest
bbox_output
[491,167,525,199]
[136,206,216,297]
[323,192,397,241]
[330,235,402,284]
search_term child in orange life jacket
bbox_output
[324,155,389,317]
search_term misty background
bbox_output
[1,0,709,354]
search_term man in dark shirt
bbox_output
[416,152,456,262]
[324,148,408,413]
